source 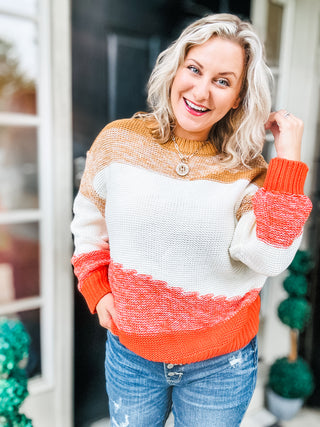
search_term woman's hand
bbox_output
[96,293,117,330]
[265,110,304,161]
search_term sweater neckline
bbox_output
[166,135,217,156]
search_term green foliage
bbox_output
[283,274,308,297]
[0,372,28,416]
[0,318,32,426]
[0,413,33,427]
[269,250,315,402]
[278,297,311,331]
[0,318,30,362]
[269,357,315,398]
[0,336,16,376]
[288,250,314,275]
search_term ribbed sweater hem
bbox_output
[111,295,260,364]
[79,267,111,313]
[264,158,308,194]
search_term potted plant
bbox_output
[266,250,315,420]
[0,317,33,426]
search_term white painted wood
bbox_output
[0,210,41,224]
[0,113,40,126]
[18,0,74,425]
[0,297,42,315]
[50,0,74,424]
[0,8,38,22]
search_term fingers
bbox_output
[265,110,303,130]
[98,309,113,330]
[96,293,117,330]
[265,109,303,161]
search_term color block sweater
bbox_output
[71,117,312,364]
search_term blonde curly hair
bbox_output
[135,13,272,168]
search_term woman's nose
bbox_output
[193,78,210,102]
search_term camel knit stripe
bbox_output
[71,117,312,363]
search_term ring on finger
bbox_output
[283,111,290,118]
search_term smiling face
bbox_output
[170,37,245,141]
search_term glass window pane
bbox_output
[0,223,40,301]
[0,0,37,17]
[265,1,284,68]
[0,126,38,210]
[0,15,37,114]
[5,309,41,378]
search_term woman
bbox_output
[71,13,312,427]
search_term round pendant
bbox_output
[176,162,189,176]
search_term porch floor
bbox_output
[91,407,320,427]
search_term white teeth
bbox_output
[185,99,208,112]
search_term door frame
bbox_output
[20,0,74,424]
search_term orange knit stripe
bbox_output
[263,158,308,194]
[72,250,111,313]
[110,296,260,364]
[77,266,111,313]
[72,249,110,282]
[109,260,260,333]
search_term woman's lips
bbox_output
[183,98,210,116]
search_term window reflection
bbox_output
[0,223,40,301]
[265,1,283,68]
[0,15,37,114]
[0,0,37,17]
[0,126,38,210]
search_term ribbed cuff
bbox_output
[264,158,308,194]
[78,266,111,313]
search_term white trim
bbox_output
[0,8,38,22]
[0,297,42,315]
[0,113,40,127]
[28,376,54,394]
[37,0,55,390]
[0,210,41,224]
[50,0,74,424]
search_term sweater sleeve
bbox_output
[71,126,112,313]
[229,157,312,276]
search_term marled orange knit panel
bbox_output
[72,249,110,282]
[253,189,312,247]
[109,260,260,334]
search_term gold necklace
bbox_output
[172,135,209,176]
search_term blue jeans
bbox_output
[105,332,258,427]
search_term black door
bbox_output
[72,1,251,425]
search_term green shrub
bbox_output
[269,357,314,399]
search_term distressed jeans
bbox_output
[105,331,258,427]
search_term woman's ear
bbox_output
[232,97,241,109]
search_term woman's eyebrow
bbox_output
[186,58,238,79]
[217,71,237,79]
[187,58,203,69]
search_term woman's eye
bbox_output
[217,78,229,87]
[187,65,199,74]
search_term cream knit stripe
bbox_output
[91,162,300,298]
[71,192,109,256]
